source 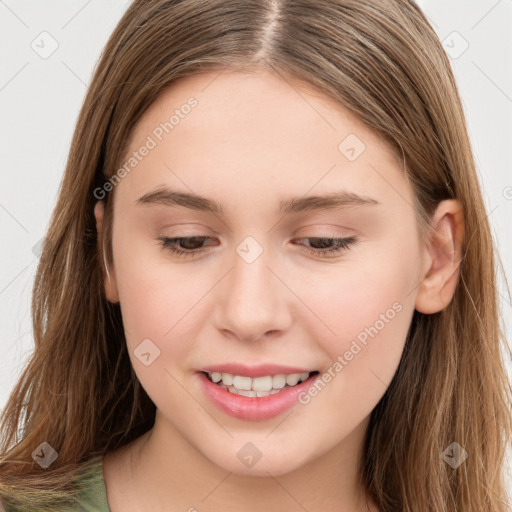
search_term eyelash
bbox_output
[157,235,358,258]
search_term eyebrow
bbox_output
[136,187,380,216]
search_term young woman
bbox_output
[1,1,511,511]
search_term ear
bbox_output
[94,201,120,303]
[415,199,465,314]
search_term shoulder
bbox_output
[73,456,111,512]
[0,456,110,512]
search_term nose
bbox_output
[213,241,293,343]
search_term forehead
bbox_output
[114,70,410,212]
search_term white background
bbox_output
[1,0,511,497]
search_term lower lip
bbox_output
[198,371,319,421]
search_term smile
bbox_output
[198,369,320,421]
[205,371,314,397]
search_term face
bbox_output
[98,70,425,476]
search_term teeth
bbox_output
[272,374,286,389]
[222,373,234,386]
[232,375,252,391]
[285,373,300,386]
[236,389,257,397]
[252,376,273,392]
[207,371,312,394]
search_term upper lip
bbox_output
[199,363,316,378]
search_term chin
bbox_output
[205,443,314,477]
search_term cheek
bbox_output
[111,238,202,363]
[112,253,202,414]
[297,239,418,393]
[288,272,416,454]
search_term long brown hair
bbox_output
[1,1,511,510]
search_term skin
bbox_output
[95,69,464,512]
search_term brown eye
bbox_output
[158,236,216,257]
[295,236,358,257]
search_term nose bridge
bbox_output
[215,234,291,341]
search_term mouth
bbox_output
[198,369,321,421]
[202,370,319,398]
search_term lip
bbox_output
[197,370,320,421]
[198,363,314,378]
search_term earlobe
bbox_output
[94,201,120,303]
[415,200,465,314]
